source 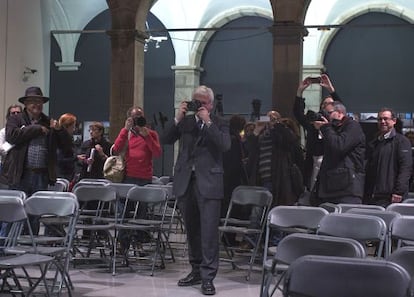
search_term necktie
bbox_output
[197,119,203,130]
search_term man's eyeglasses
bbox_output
[377,117,394,122]
[10,111,21,115]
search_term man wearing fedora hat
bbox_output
[1,87,62,231]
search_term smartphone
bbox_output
[309,77,321,84]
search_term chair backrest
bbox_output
[158,176,171,185]
[24,196,79,248]
[274,233,366,265]
[387,203,414,216]
[284,255,411,297]
[390,216,414,247]
[0,197,31,247]
[109,183,137,199]
[145,183,173,200]
[48,178,70,192]
[338,203,385,213]
[32,191,77,200]
[317,213,387,257]
[319,202,341,213]
[229,185,272,207]
[0,196,26,223]
[25,195,79,217]
[317,213,387,241]
[268,206,329,232]
[72,179,111,192]
[124,186,168,220]
[222,186,272,231]
[347,208,401,230]
[347,208,401,256]
[73,184,117,203]
[126,186,168,204]
[388,246,414,276]
[0,189,27,200]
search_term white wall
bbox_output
[0,0,48,124]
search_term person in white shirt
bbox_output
[0,104,22,169]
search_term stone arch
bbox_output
[51,0,109,71]
[190,6,273,67]
[317,3,414,66]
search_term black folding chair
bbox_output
[284,255,411,297]
[260,233,365,297]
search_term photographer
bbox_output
[113,106,162,255]
[113,106,161,185]
[293,73,340,190]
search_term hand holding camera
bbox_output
[186,99,202,112]
[320,73,335,93]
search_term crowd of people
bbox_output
[1,81,413,295]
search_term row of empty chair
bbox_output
[0,177,177,295]
[259,201,414,297]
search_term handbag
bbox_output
[103,152,125,182]
[103,132,130,182]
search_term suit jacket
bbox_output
[162,114,230,199]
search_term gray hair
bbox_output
[193,85,214,103]
[333,101,347,114]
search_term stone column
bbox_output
[106,0,151,141]
[171,65,204,108]
[268,0,311,117]
[106,29,138,141]
[270,21,308,117]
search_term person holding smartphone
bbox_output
[293,73,341,191]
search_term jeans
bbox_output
[10,170,49,235]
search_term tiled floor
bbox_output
[66,236,282,297]
[69,259,269,297]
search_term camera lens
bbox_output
[133,116,146,127]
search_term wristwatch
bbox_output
[205,120,212,127]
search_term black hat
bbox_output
[18,86,49,104]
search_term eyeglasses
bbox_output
[10,111,21,115]
[377,117,394,122]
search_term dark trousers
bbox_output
[11,170,49,235]
[178,174,221,281]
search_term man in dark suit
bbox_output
[162,85,230,295]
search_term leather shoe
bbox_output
[201,280,216,295]
[177,271,202,287]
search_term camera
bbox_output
[133,116,147,127]
[309,77,321,84]
[305,110,325,122]
[186,100,202,112]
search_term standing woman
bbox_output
[77,122,111,179]
[55,113,77,181]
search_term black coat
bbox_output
[78,138,111,179]
[318,117,365,200]
[293,92,341,188]
[248,122,304,206]
[55,128,76,180]
[1,110,59,186]
[365,129,412,203]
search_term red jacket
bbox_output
[113,127,161,180]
